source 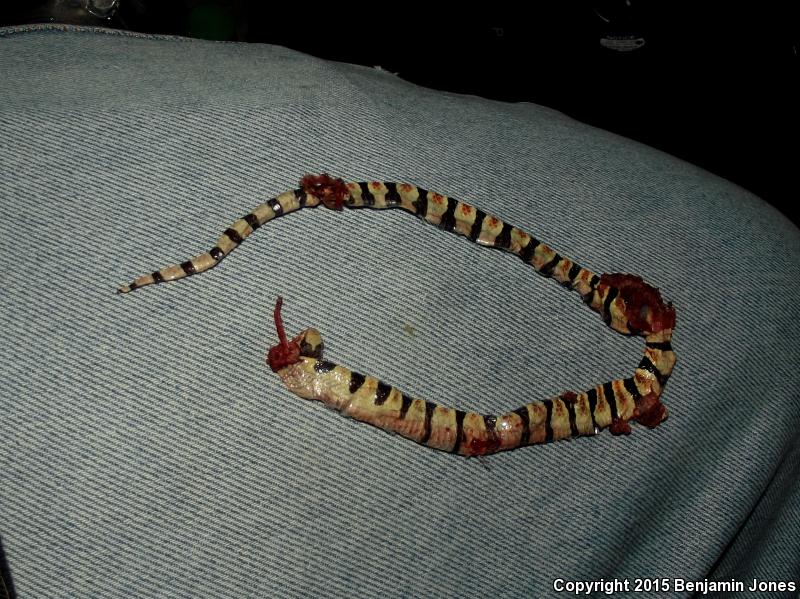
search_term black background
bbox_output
[3,2,798,226]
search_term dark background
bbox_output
[1,2,799,216]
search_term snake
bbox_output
[119,174,677,456]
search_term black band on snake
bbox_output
[119,174,677,456]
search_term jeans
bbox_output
[1,23,798,598]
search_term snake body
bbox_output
[120,174,677,456]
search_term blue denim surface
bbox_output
[1,24,798,598]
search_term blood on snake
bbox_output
[119,174,677,456]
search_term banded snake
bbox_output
[120,174,677,456]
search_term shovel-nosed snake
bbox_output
[120,174,677,456]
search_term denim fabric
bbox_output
[1,24,798,598]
